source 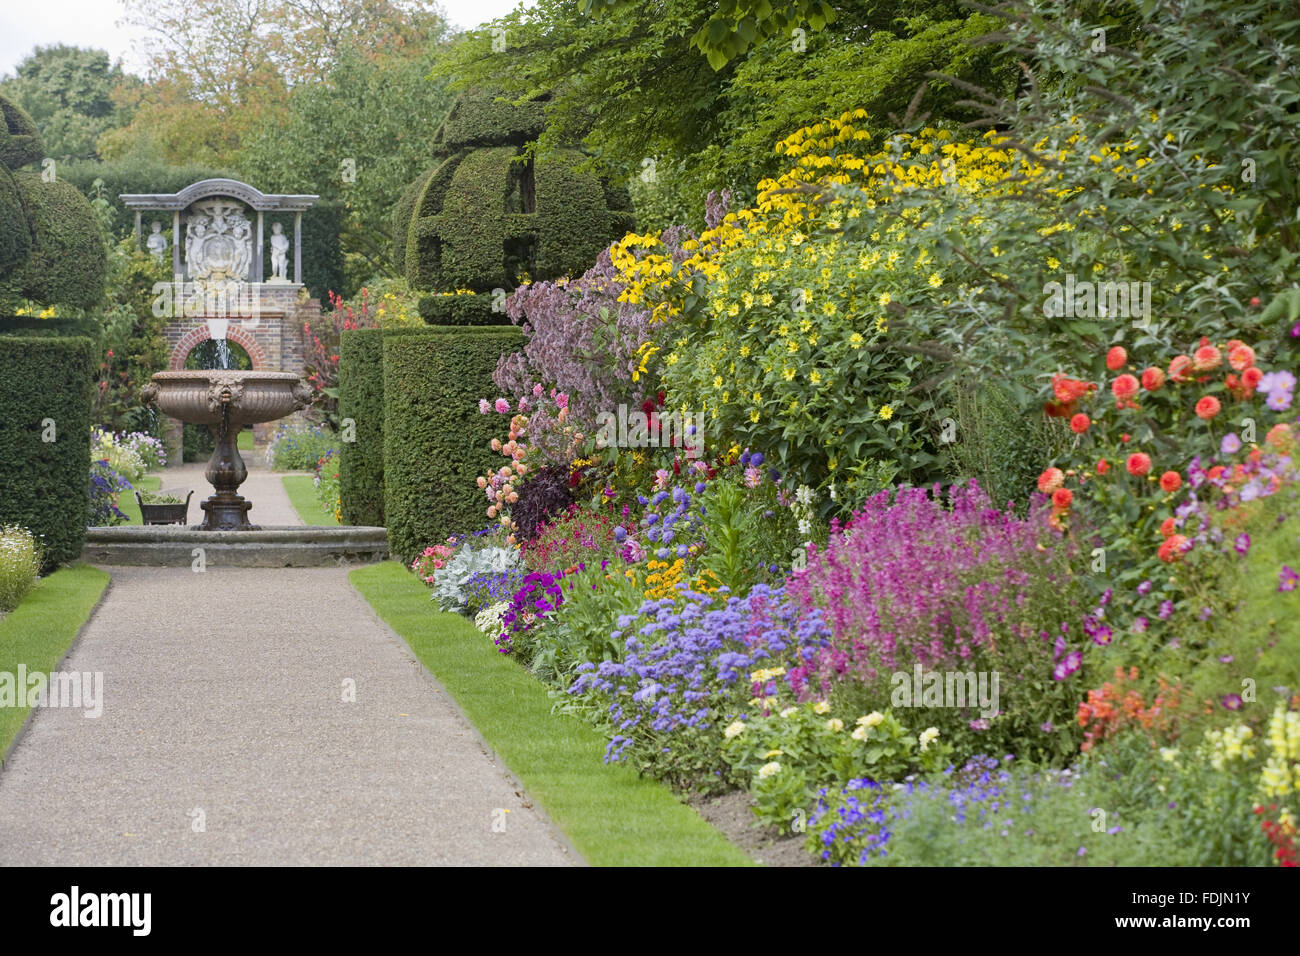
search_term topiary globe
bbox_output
[401,89,635,302]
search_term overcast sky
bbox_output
[0,0,530,77]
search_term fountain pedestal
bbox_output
[141,370,314,531]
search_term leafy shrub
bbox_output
[722,702,951,830]
[509,464,574,543]
[0,524,41,612]
[267,422,337,472]
[117,431,166,470]
[0,335,93,570]
[431,543,522,614]
[314,449,341,522]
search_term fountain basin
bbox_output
[142,369,314,531]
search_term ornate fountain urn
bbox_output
[141,370,314,530]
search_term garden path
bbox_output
[0,464,576,866]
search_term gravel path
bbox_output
[0,464,576,866]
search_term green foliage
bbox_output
[435,2,1009,221]
[949,380,1068,510]
[237,44,456,280]
[533,149,636,280]
[7,171,106,310]
[0,45,137,163]
[338,328,386,526]
[381,326,524,562]
[435,146,517,290]
[514,563,645,686]
[0,336,94,571]
[266,422,336,471]
[90,237,169,434]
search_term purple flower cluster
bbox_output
[568,583,830,762]
[787,480,1075,685]
[497,566,584,653]
[807,756,1076,866]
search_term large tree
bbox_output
[0,45,139,162]
[434,0,1016,228]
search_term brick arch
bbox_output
[169,323,269,371]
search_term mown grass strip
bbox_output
[350,562,753,867]
[282,475,339,525]
[0,564,111,762]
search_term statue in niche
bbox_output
[269,221,290,282]
[146,220,168,259]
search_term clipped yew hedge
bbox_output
[338,327,386,527]
[382,326,523,561]
[0,335,94,570]
[10,170,105,310]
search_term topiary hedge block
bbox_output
[405,149,468,289]
[338,327,386,527]
[391,167,435,275]
[0,95,43,169]
[0,167,31,273]
[416,291,511,326]
[382,326,524,562]
[10,170,106,310]
[438,88,546,151]
[0,335,93,571]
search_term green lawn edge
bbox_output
[350,562,755,867]
[0,564,111,763]
[282,475,340,525]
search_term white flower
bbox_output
[813,701,831,714]
[797,518,811,536]
[851,725,869,741]
[758,761,782,780]
[795,484,816,506]
[825,718,844,732]
[1159,747,1180,763]
[724,720,746,740]
[780,706,798,719]
[857,712,885,728]
[919,727,940,750]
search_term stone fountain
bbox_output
[141,370,314,530]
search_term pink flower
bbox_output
[479,398,490,414]
[653,469,671,491]
[744,466,762,488]
[532,383,544,397]
[494,398,510,414]
[555,392,569,410]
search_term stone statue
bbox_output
[269,221,290,282]
[146,220,168,259]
